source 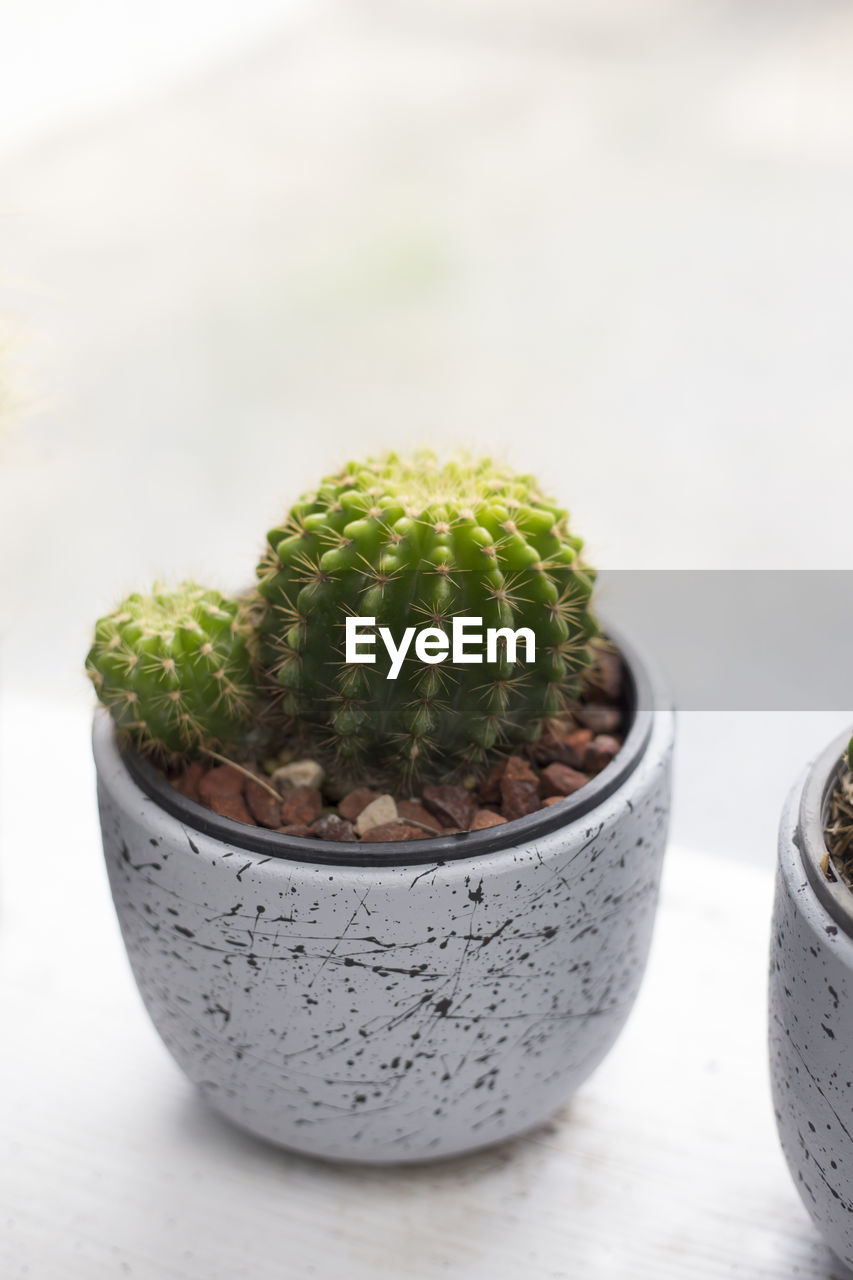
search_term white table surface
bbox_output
[0,693,848,1280]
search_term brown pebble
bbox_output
[544,728,593,769]
[338,787,380,821]
[586,650,623,702]
[535,727,589,762]
[277,822,316,837]
[174,760,204,802]
[477,760,507,806]
[471,809,507,830]
[359,821,428,842]
[501,779,541,821]
[566,728,593,758]
[197,765,255,823]
[503,755,539,786]
[539,718,579,749]
[500,755,540,820]
[207,790,256,824]
[397,800,443,833]
[280,785,323,826]
[422,784,477,830]
[583,734,621,773]
[542,795,567,807]
[540,762,590,798]
[310,814,356,842]
[244,773,282,828]
[198,763,244,804]
[577,704,621,734]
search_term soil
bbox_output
[163,649,629,844]
[824,761,853,887]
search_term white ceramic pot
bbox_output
[94,641,673,1163]
[770,729,853,1262]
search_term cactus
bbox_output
[86,583,257,760]
[254,452,598,781]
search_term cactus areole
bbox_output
[254,453,598,782]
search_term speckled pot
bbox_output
[770,729,853,1263]
[94,641,673,1163]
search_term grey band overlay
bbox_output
[596,570,853,710]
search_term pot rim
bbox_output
[798,727,853,934]
[98,626,662,868]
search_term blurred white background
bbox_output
[1,0,852,862]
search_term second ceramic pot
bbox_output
[770,729,853,1264]
[95,640,673,1163]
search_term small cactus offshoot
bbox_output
[86,583,257,760]
[254,452,598,781]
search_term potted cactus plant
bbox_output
[89,452,674,1162]
[770,730,853,1262]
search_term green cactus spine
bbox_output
[254,452,598,781]
[86,583,257,760]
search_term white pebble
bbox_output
[354,794,398,836]
[272,760,325,793]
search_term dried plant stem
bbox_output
[199,747,282,801]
